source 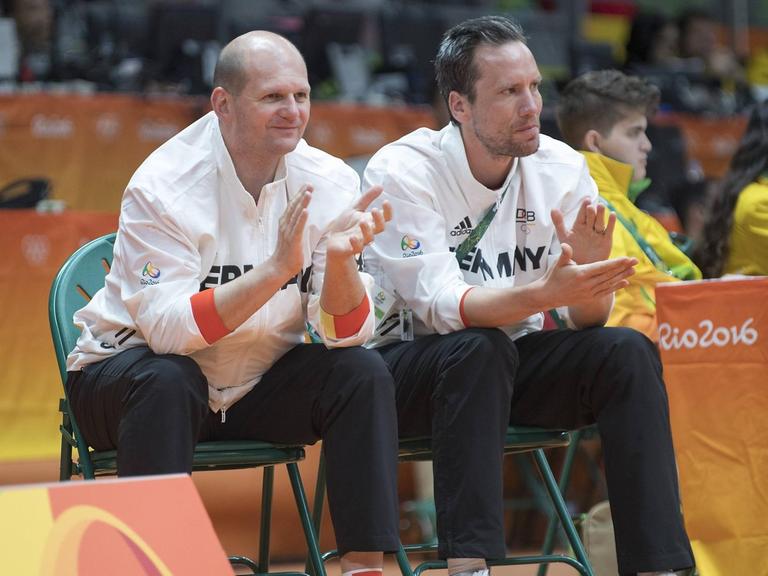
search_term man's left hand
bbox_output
[326,185,393,258]
[551,199,615,265]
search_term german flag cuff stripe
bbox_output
[320,294,370,340]
[191,288,231,344]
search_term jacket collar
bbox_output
[211,113,287,206]
[582,152,633,197]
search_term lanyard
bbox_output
[454,187,509,263]
[599,197,697,281]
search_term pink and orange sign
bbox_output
[0,474,233,575]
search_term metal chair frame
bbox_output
[537,425,607,576]
[310,428,595,576]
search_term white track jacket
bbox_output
[68,112,375,414]
[363,123,597,345]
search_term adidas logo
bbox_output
[450,216,473,236]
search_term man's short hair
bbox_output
[213,44,247,95]
[556,70,660,149]
[213,31,305,95]
[435,15,526,121]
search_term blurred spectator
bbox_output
[7,0,53,81]
[678,8,745,85]
[623,8,752,115]
[695,101,768,277]
[668,177,710,246]
[624,11,679,72]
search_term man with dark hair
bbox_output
[65,31,399,576]
[557,69,659,157]
[678,8,743,82]
[556,69,701,338]
[364,16,694,576]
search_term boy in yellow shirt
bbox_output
[556,70,701,340]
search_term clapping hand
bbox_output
[326,185,393,259]
[539,242,637,308]
[551,199,616,265]
[273,184,313,278]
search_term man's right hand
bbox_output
[272,184,313,280]
[537,243,637,309]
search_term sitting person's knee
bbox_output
[443,329,520,383]
[139,354,208,401]
[324,347,394,396]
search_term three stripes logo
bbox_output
[450,216,473,236]
[99,327,137,349]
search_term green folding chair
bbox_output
[310,428,595,576]
[48,232,325,576]
[538,424,606,576]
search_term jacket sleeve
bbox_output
[305,247,377,348]
[305,170,377,347]
[115,185,209,355]
[363,162,473,334]
[736,189,768,273]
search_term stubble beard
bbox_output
[475,125,540,159]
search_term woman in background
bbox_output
[696,102,768,277]
[624,11,679,72]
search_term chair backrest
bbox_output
[48,233,117,383]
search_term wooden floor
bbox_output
[265,557,580,576]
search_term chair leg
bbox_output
[532,448,594,576]
[511,452,555,519]
[537,427,586,576]
[395,541,415,576]
[59,442,73,481]
[229,556,260,573]
[59,406,73,481]
[306,452,327,576]
[258,466,275,574]
[75,431,96,479]
[311,452,327,532]
[287,462,327,576]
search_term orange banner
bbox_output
[0,210,118,461]
[656,278,768,576]
[0,94,435,213]
[0,474,232,574]
[305,103,435,159]
[0,94,209,212]
[0,93,747,210]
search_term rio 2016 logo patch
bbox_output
[141,261,161,285]
[400,235,423,258]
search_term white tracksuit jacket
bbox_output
[68,111,375,415]
[363,123,597,345]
